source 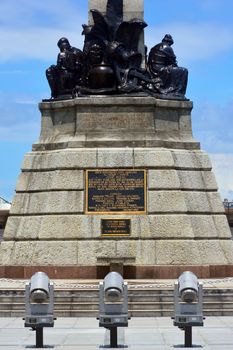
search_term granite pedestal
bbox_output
[1,96,233,278]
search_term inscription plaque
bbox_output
[86,169,146,214]
[101,219,131,236]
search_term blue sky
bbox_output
[0,0,233,201]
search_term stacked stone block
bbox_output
[2,145,233,267]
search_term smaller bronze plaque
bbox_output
[101,219,131,236]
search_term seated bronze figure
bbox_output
[148,34,188,98]
[46,38,84,98]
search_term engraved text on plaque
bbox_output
[86,169,146,214]
[101,219,131,236]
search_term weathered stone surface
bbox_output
[7,241,78,265]
[3,216,41,240]
[189,214,231,238]
[220,240,233,262]
[11,191,84,214]
[148,170,180,189]
[149,169,218,191]
[1,214,204,240]
[77,240,117,265]
[179,111,192,132]
[213,215,232,238]
[154,109,180,132]
[123,0,144,21]
[178,170,217,190]
[76,110,155,130]
[184,192,225,213]
[148,191,187,213]
[116,240,137,259]
[22,149,213,173]
[155,240,232,265]
[40,108,76,141]
[2,93,232,269]
[36,97,197,149]
[22,149,97,170]
[141,215,194,238]
[189,215,218,238]
[16,153,217,191]
[197,240,230,264]
[16,170,84,192]
[0,242,14,265]
[97,149,134,167]
[78,240,156,265]
[134,149,174,168]
[38,215,90,240]
[207,192,226,212]
[116,240,156,264]
[1,236,233,266]
[156,240,202,264]
[4,215,138,240]
[172,150,212,170]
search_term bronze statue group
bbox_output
[46,0,188,100]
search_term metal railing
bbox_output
[223,201,233,215]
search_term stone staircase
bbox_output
[0,281,233,317]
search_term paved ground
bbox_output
[1,278,233,349]
[0,317,233,349]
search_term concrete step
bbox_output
[1,285,233,317]
[1,301,233,312]
[2,308,233,318]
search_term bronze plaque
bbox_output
[85,169,146,214]
[101,219,131,236]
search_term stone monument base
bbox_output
[1,96,233,278]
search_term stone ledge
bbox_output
[32,140,200,151]
[22,149,211,171]
[39,96,193,110]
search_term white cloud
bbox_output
[0,1,232,63]
[192,101,233,153]
[0,92,40,142]
[0,0,86,62]
[14,99,38,105]
[0,122,39,142]
[191,101,233,200]
[146,22,233,62]
[210,153,233,200]
[0,0,86,28]
[0,27,85,62]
